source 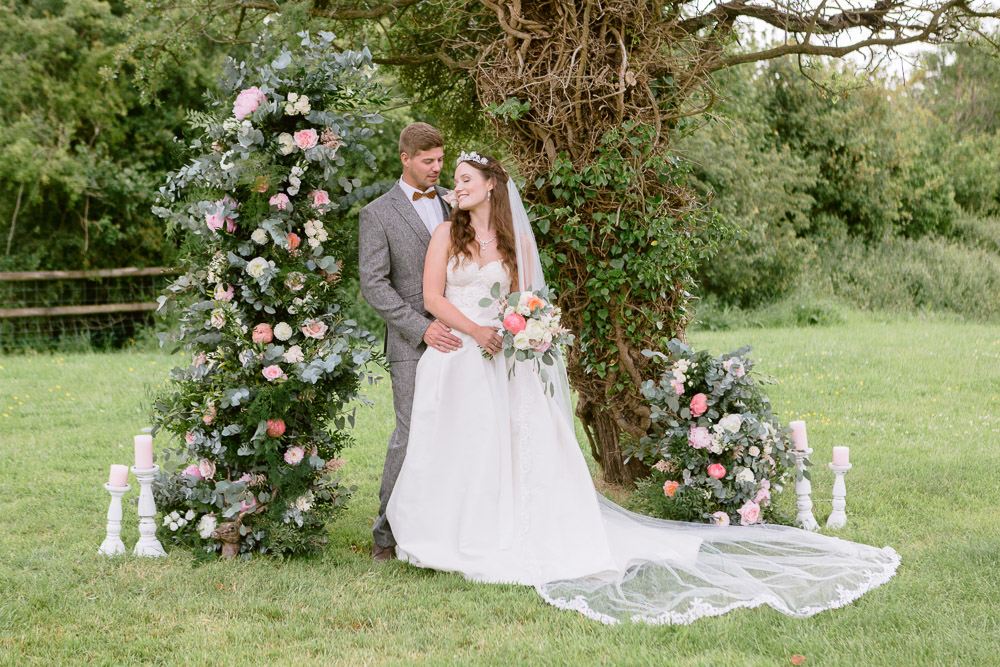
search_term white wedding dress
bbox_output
[386,255,900,626]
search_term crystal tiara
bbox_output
[457,150,489,165]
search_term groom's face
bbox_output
[401,147,444,191]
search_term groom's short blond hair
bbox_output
[399,122,443,157]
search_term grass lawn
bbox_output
[1,311,999,665]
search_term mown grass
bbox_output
[2,311,999,665]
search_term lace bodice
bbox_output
[445,257,511,326]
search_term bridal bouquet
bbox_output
[627,340,802,526]
[479,282,574,391]
[148,29,387,556]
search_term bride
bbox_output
[385,151,899,625]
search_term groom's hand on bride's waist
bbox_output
[424,321,462,353]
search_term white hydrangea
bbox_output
[251,228,268,244]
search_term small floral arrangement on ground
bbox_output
[149,28,389,556]
[626,340,804,526]
[479,282,574,392]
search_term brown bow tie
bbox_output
[412,190,437,201]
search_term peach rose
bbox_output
[663,480,680,498]
[525,296,544,311]
[286,232,301,251]
[301,319,328,339]
[690,393,708,418]
[252,323,273,343]
[266,418,286,437]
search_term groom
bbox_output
[359,122,462,561]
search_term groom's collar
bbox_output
[398,177,436,198]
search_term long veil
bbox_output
[506,178,900,625]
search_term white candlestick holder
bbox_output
[98,483,131,556]
[826,462,853,529]
[793,448,819,531]
[131,465,167,557]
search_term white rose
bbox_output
[197,514,218,539]
[169,522,179,531]
[185,509,196,521]
[295,490,314,512]
[209,308,226,330]
[288,92,298,103]
[251,228,268,244]
[307,237,320,249]
[287,175,301,196]
[513,330,532,350]
[709,437,723,455]
[277,132,295,155]
[748,446,760,458]
[516,292,532,316]
[274,322,293,341]
[764,444,773,456]
[284,103,296,115]
[524,318,546,342]
[718,413,742,433]
[736,468,754,484]
[246,257,270,279]
[282,344,304,363]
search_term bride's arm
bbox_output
[423,224,501,351]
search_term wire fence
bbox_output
[0,268,179,351]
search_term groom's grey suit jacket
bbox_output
[358,182,450,363]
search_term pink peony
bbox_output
[690,393,708,418]
[214,283,234,302]
[284,446,305,466]
[503,313,526,334]
[233,87,265,120]
[707,463,726,480]
[688,425,712,450]
[754,488,771,507]
[205,212,224,232]
[712,511,731,527]
[301,319,328,339]
[252,323,273,343]
[185,431,196,445]
[286,232,301,251]
[266,418,286,437]
[293,129,319,150]
[269,193,290,210]
[663,480,680,498]
[198,459,216,480]
[737,500,761,525]
[308,190,331,208]
[182,464,203,480]
[262,365,286,382]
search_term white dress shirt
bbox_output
[398,178,445,237]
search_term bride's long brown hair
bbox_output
[449,155,518,281]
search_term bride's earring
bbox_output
[488,190,492,201]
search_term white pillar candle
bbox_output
[789,420,808,450]
[108,464,129,488]
[832,446,850,467]
[134,434,154,469]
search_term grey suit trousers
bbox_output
[372,359,418,548]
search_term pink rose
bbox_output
[663,480,680,498]
[225,217,236,233]
[182,464,203,480]
[233,86,265,120]
[284,272,305,292]
[266,418,286,437]
[760,479,771,491]
[670,378,684,395]
[284,446,305,466]
[185,431,196,445]
[293,129,318,150]
[688,425,712,450]
[240,495,257,512]
[198,459,216,479]
[690,393,708,418]
[286,232,301,251]
[536,341,552,354]
[269,193,290,210]
[723,357,746,378]
[503,313,526,334]
[262,365,286,382]
[301,320,328,339]
[754,488,771,507]
[193,351,208,367]
[308,190,331,208]
[707,463,726,480]
[711,511,731,527]
[737,500,761,525]
[203,404,216,425]
[238,473,252,483]
[205,212,224,232]
[214,283,234,302]
[252,323,273,343]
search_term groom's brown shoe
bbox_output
[373,544,396,562]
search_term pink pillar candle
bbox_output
[134,434,154,469]
[832,446,850,466]
[789,420,808,450]
[108,464,129,487]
